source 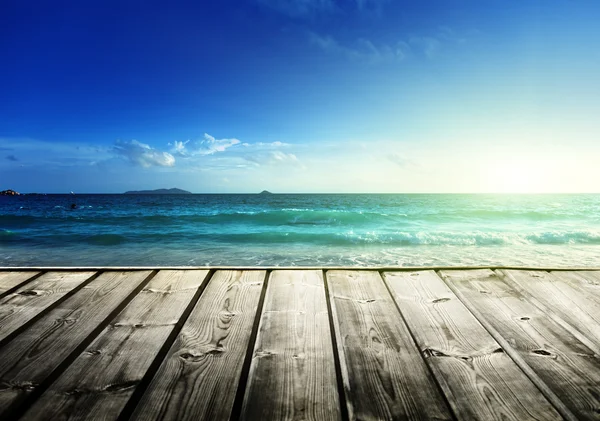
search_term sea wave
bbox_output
[0,210,401,227]
[8,229,600,247]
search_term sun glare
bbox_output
[484,159,549,193]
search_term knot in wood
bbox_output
[357,299,376,304]
[18,290,38,296]
[531,349,554,357]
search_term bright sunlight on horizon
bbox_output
[1,0,599,194]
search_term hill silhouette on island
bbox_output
[124,188,192,195]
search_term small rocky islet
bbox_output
[0,189,20,196]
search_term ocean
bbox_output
[1,194,599,267]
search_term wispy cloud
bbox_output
[257,0,390,17]
[113,140,175,168]
[354,0,389,12]
[409,36,442,59]
[387,152,419,168]
[169,133,241,157]
[257,0,334,17]
[309,32,408,64]
[310,25,467,63]
[244,150,301,166]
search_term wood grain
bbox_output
[326,270,452,421]
[0,271,96,343]
[0,271,40,296]
[499,270,600,354]
[383,270,561,421]
[240,270,341,421]
[130,270,266,421]
[441,269,600,420]
[552,271,600,307]
[20,270,210,420]
[0,270,152,417]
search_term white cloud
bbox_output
[113,140,175,168]
[170,133,240,157]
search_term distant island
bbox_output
[124,188,192,195]
[259,190,273,195]
[0,189,20,196]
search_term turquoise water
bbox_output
[1,194,599,267]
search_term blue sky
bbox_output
[1,0,600,193]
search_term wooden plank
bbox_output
[240,270,341,421]
[0,271,40,296]
[130,270,266,421]
[500,270,600,354]
[326,270,452,421]
[0,270,153,417]
[20,270,210,421]
[549,270,600,307]
[441,269,600,421]
[383,270,561,421]
[0,271,96,343]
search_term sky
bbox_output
[1,0,600,193]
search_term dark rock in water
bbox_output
[124,188,192,195]
[259,190,273,195]
[0,189,20,196]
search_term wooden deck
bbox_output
[0,268,599,420]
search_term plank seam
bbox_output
[323,269,350,421]
[437,270,579,421]
[0,271,103,351]
[3,270,159,421]
[228,269,271,421]
[379,271,458,421]
[497,269,600,356]
[0,271,46,300]
[116,269,216,421]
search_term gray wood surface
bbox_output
[500,270,600,354]
[441,269,600,421]
[326,270,452,421]
[241,270,341,421]
[553,270,600,307]
[130,270,266,421]
[0,270,152,417]
[20,270,210,420]
[0,271,40,296]
[0,271,96,343]
[383,270,561,421]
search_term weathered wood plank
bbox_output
[500,270,600,354]
[0,271,96,343]
[0,271,40,296]
[441,269,600,420]
[20,270,210,421]
[241,270,341,421]
[0,270,153,417]
[326,270,452,421]
[383,270,561,421]
[553,271,600,307]
[130,270,266,421]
